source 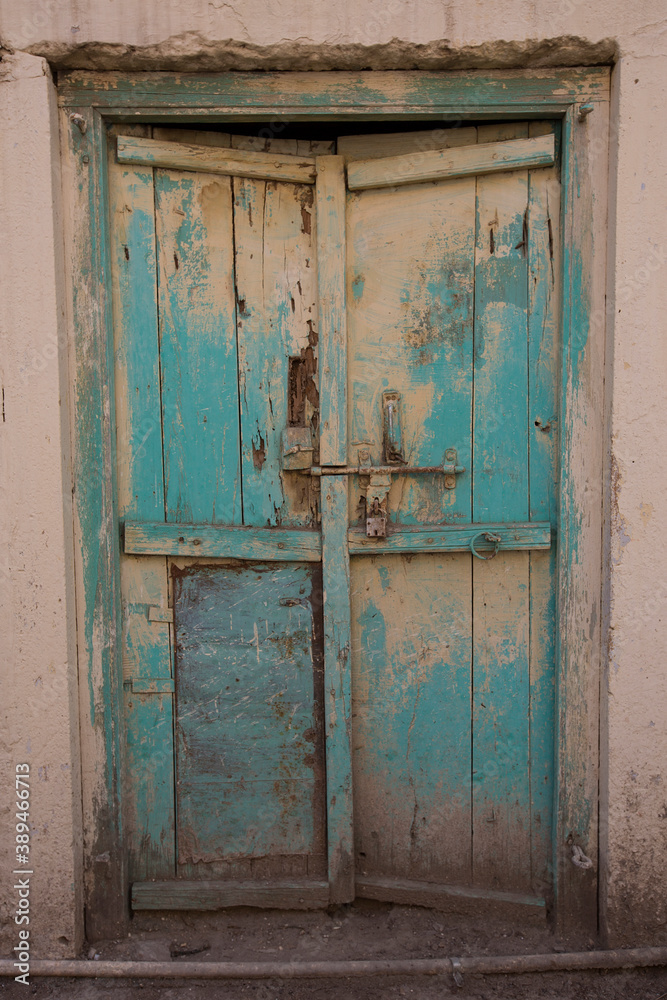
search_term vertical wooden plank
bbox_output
[351,553,472,886]
[232,165,318,528]
[472,123,531,891]
[317,155,352,899]
[473,122,530,522]
[155,167,241,524]
[322,476,354,902]
[66,106,128,939]
[317,156,347,466]
[528,122,561,893]
[108,125,175,881]
[555,100,608,935]
[344,129,477,891]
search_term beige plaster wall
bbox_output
[0,50,83,958]
[1,0,666,951]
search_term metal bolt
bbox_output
[69,112,87,134]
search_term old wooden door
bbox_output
[110,121,560,913]
[340,123,559,914]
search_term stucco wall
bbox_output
[1,0,666,952]
[0,50,82,958]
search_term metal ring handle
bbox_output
[469,531,502,561]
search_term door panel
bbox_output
[233,174,318,528]
[345,175,474,524]
[173,561,325,869]
[344,124,559,901]
[155,167,241,525]
[114,130,333,903]
[351,553,473,886]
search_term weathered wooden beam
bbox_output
[356,876,546,911]
[123,522,322,561]
[59,69,611,112]
[348,522,551,554]
[346,134,555,191]
[116,135,316,183]
[316,156,348,466]
[321,477,354,903]
[132,880,330,910]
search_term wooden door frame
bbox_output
[59,67,610,941]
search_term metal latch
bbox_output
[283,387,465,537]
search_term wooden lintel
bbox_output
[132,880,329,910]
[116,135,317,184]
[348,522,552,555]
[347,134,555,191]
[124,522,322,562]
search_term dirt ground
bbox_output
[2,902,667,999]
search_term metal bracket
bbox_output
[281,426,314,471]
[443,448,463,489]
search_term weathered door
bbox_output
[109,121,560,913]
[340,123,559,913]
[110,128,342,909]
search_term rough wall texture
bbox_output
[0,50,83,958]
[0,0,666,952]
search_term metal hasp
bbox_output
[365,473,392,537]
[382,390,405,464]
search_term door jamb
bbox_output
[58,67,610,941]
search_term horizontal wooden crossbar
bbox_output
[123,522,322,561]
[346,134,555,191]
[124,522,551,559]
[116,135,317,183]
[132,879,330,910]
[348,522,552,554]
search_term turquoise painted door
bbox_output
[109,122,560,912]
[341,123,559,911]
[110,128,337,909]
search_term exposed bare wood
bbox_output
[132,880,330,910]
[116,134,316,183]
[347,134,555,191]
[124,522,322,561]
